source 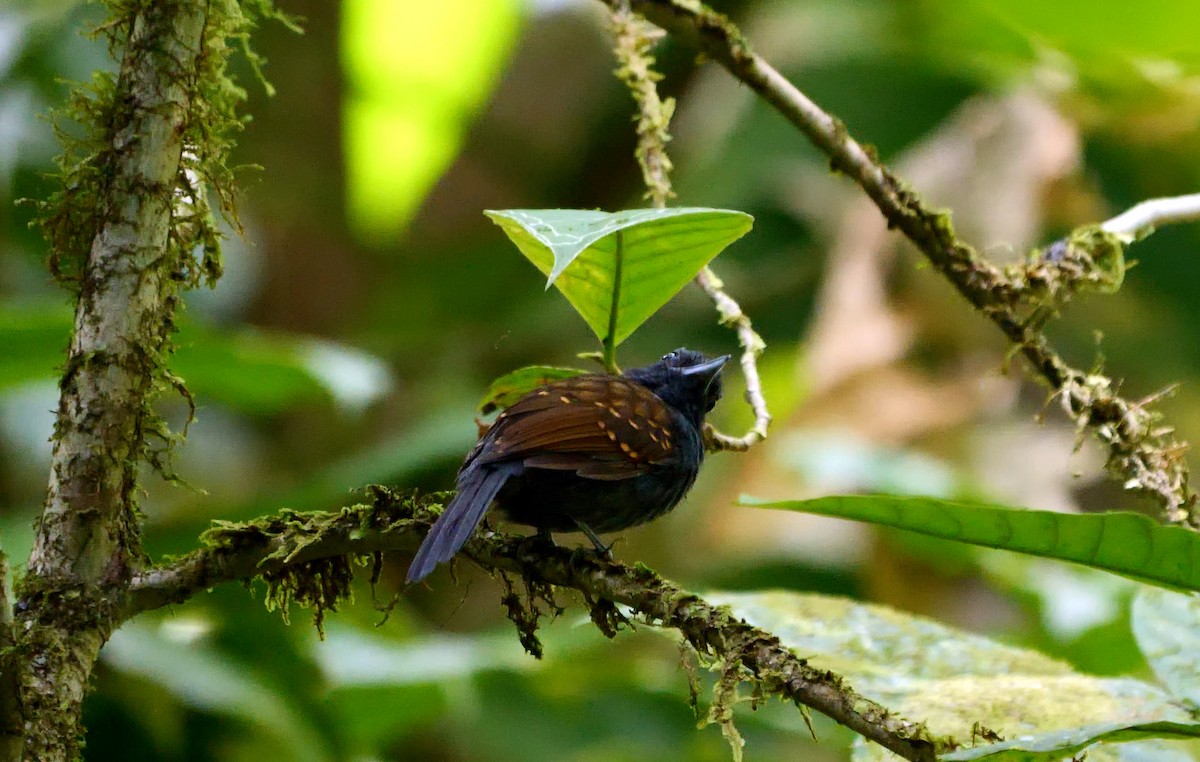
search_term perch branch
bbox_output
[122,492,939,761]
[610,3,771,451]
[609,0,1197,524]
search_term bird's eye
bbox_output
[661,350,679,363]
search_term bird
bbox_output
[406,348,729,583]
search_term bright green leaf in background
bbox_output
[916,0,1200,110]
[485,208,753,348]
[313,625,533,749]
[744,495,1200,593]
[705,592,1197,762]
[341,0,520,240]
[0,302,69,390]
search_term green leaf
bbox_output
[1132,587,1200,706]
[0,301,391,415]
[937,722,1200,761]
[313,625,531,747]
[478,365,587,413]
[314,625,534,687]
[485,208,753,346]
[0,302,71,391]
[704,592,1197,762]
[916,0,1200,100]
[705,591,1072,687]
[174,324,327,414]
[743,495,1200,593]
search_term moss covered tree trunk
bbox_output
[0,1,235,757]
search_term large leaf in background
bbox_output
[743,495,1200,593]
[0,303,391,414]
[0,302,70,390]
[937,723,1200,762]
[1132,587,1200,707]
[913,0,1200,101]
[705,592,1197,762]
[146,406,477,557]
[103,621,331,762]
[177,323,394,414]
[310,618,639,752]
[173,324,328,413]
[485,208,753,347]
[313,625,532,748]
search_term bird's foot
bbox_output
[565,545,614,576]
[515,528,557,562]
[572,519,614,560]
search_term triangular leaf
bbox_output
[485,208,752,346]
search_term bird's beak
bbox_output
[680,354,730,381]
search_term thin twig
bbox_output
[695,267,770,450]
[612,0,1197,525]
[1100,192,1200,240]
[610,5,675,208]
[610,3,772,451]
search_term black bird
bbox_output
[406,348,729,583]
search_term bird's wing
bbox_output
[474,375,680,480]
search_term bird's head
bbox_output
[623,348,729,427]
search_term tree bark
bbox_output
[12,2,208,758]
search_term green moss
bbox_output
[263,557,354,638]
[30,0,299,506]
[200,489,447,635]
[1023,224,1125,298]
[498,572,546,659]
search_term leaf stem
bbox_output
[604,230,624,374]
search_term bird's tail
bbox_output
[406,463,517,583]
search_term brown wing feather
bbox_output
[475,375,679,479]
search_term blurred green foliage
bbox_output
[6,0,1200,759]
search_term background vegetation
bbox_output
[5,0,1200,759]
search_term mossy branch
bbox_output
[123,488,941,762]
[609,0,1197,525]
